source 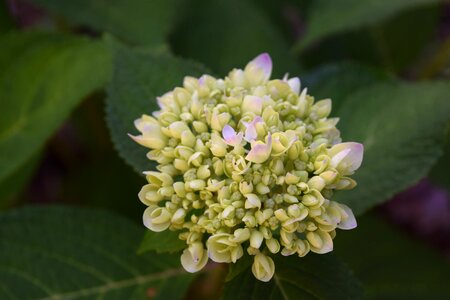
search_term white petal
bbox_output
[337,203,357,230]
[287,77,300,94]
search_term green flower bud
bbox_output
[266,238,280,254]
[255,182,270,194]
[145,171,173,187]
[171,208,187,224]
[242,214,257,227]
[189,179,206,191]
[307,176,326,191]
[252,253,275,282]
[295,239,310,257]
[181,242,208,273]
[231,228,251,243]
[283,194,299,204]
[245,194,262,209]
[250,229,264,249]
[239,181,254,195]
[274,209,289,222]
[210,133,228,157]
[307,230,333,254]
[138,184,163,205]
[143,206,171,232]
[207,233,243,263]
[319,170,338,184]
[312,99,332,119]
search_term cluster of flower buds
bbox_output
[130,53,364,282]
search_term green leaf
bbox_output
[303,62,391,112]
[294,0,442,52]
[223,254,362,299]
[105,39,209,174]
[0,1,14,33]
[27,0,177,46]
[225,253,252,282]
[429,130,450,191]
[170,0,301,77]
[334,215,450,299]
[0,31,111,184]
[298,5,441,73]
[138,231,186,254]
[0,205,194,299]
[334,82,450,215]
[0,152,41,210]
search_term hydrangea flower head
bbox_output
[130,53,364,282]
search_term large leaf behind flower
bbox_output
[27,0,176,46]
[294,0,442,52]
[223,253,362,299]
[304,64,450,215]
[0,31,111,185]
[170,0,301,77]
[0,205,194,299]
[335,215,450,298]
[335,81,450,215]
[106,39,209,174]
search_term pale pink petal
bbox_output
[337,203,357,230]
[243,116,263,142]
[244,53,273,85]
[245,134,272,163]
[222,125,243,146]
[330,142,364,175]
[251,53,272,80]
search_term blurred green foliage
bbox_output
[0,0,449,299]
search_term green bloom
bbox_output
[131,53,364,282]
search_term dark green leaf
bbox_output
[335,82,450,214]
[0,152,40,210]
[223,254,362,300]
[138,230,186,254]
[335,215,450,299]
[225,253,252,282]
[0,31,111,183]
[429,130,450,191]
[294,0,442,52]
[299,5,441,73]
[27,0,176,46]
[0,205,194,299]
[303,62,391,112]
[105,39,209,174]
[170,0,301,77]
[0,1,14,33]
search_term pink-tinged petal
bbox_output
[222,125,243,146]
[243,116,263,142]
[337,203,357,230]
[246,134,272,163]
[329,142,364,175]
[242,95,263,115]
[198,75,206,86]
[251,53,272,79]
[244,53,273,85]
